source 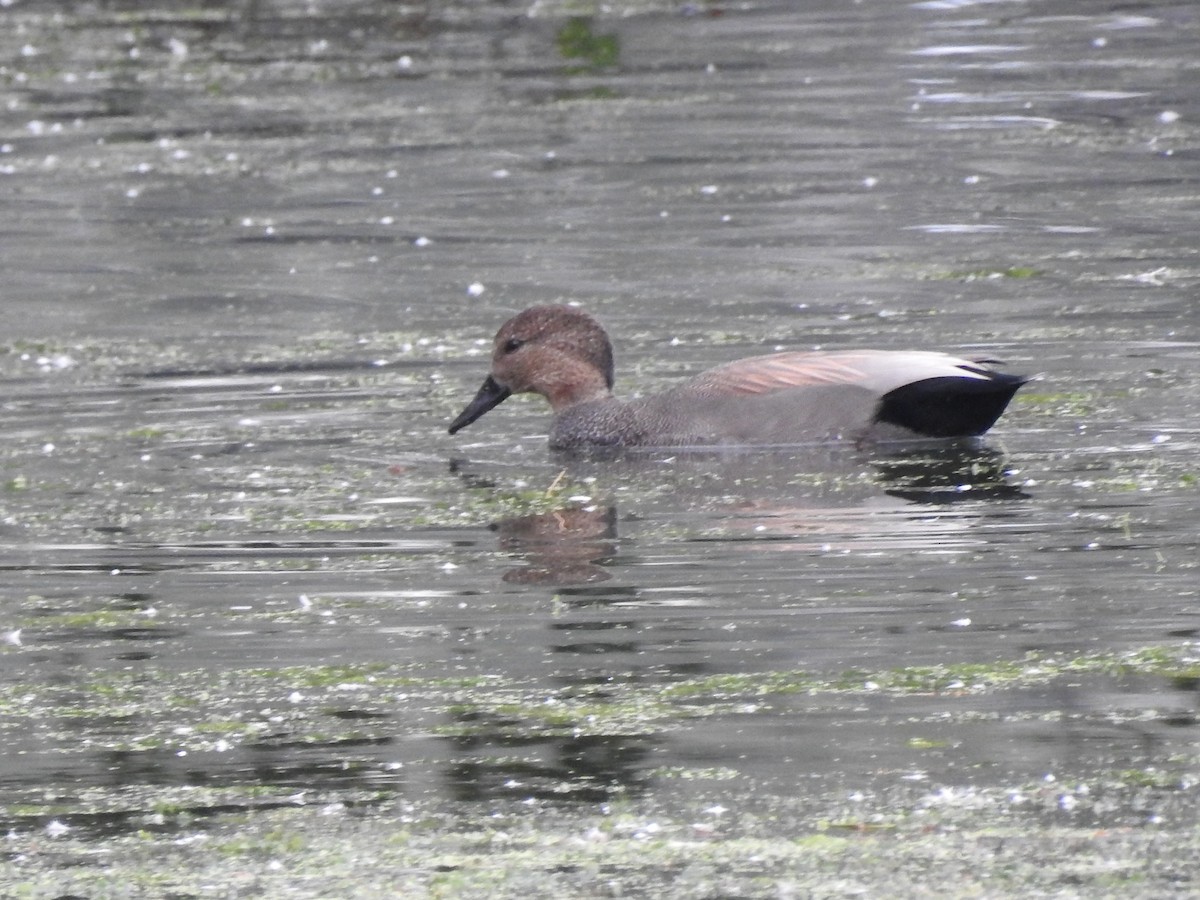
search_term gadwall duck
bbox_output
[449,305,1027,450]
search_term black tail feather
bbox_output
[876,373,1027,438]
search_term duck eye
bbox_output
[502,337,524,354]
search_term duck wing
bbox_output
[660,350,1026,441]
[694,350,1002,397]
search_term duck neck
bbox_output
[544,374,613,412]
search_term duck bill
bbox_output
[448,375,512,434]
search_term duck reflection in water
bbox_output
[458,442,1026,588]
[491,504,617,586]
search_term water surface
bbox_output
[1,0,1198,895]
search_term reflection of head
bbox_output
[493,505,617,585]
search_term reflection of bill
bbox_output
[493,505,617,585]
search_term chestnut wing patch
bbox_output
[698,353,877,396]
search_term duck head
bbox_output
[448,305,615,434]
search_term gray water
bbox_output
[1,0,1198,891]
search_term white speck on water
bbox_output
[41,442,54,454]
[950,617,971,628]
[700,184,718,194]
[268,384,282,393]
[379,215,394,225]
[963,174,980,184]
[371,185,384,195]
[20,44,38,57]
[1128,266,1170,285]
[467,282,486,297]
[398,55,413,69]
[911,44,1029,57]
[125,187,140,198]
[1092,36,1107,48]
[38,353,74,370]
[168,37,188,58]
[298,594,313,610]
[45,820,70,838]
[414,236,432,247]
[863,681,880,691]
[862,176,878,188]
[491,168,510,179]
[1152,433,1170,444]
[289,691,304,703]
[441,562,458,572]
[3,629,21,646]
[1159,110,1180,124]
